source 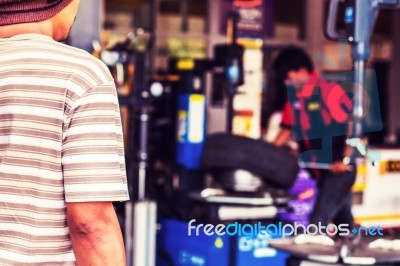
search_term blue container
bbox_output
[235,232,289,266]
[157,219,230,266]
[157,219,290,266]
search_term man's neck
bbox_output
[0,21,53,38]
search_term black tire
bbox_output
[201,133,299,189]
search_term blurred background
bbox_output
[66,1,400,265]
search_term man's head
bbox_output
[0,0,80,41]
[273,46,314,82]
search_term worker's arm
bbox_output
[331,145,353,173]
[67,202,126,266]
[274,101,293,147]
[274,128,292,147]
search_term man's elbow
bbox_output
[69,220,104,240]
[66,202,119,245]
[68,216,111,250]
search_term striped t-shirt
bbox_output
[0,34,129,265]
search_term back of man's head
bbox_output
[273,46,314,81]
[0,0,73,26]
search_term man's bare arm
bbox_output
[274,128,292,147]
[67,202,126,266]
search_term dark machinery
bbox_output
[101,29,158,266]
[326,0,400,162]
[213,11,245,133]
[155,9,304,266]
[271,232,400,265]
[164,10,298,222]
[169,58,210,218]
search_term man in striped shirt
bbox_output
[0,0,129,265]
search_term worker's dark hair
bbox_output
[262,46,315,122]
[273,46,314,81]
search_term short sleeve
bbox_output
[62,81,129,203]
[280,101,292,129]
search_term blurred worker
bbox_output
[0,0,128,265]
[273,46,356,229]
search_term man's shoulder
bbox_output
[53,42,113,85]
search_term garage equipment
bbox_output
[157,8,299,266]
[168,58,210,216]
[352,149,400,229]
[193,9,298,221]
[169,12,246,216]
[158,118,299,266]
[201,133,299,190]
[190,187,293,221]
[325,0,399,162]
[157,219,291,266]
[271,233,400,265]
[213,11,245,133]
[267,1,400,265]
[171,58,209,170]
[101,29,157,266]
[194,132,299,221]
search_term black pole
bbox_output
[231,11,239,45]
[226,11,240,134]
[180,0,189,32]
[227,93,235,133]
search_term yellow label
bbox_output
[233,116,253,137]
[177,59,195,70]
[357,164,367,176]
[378,160,400,175]
[352,163,367,192]
[307,102,320,111]
[352,183,366,192]
[355,214,400,224]
[215,237,224,249]
[237,38,263,49]
[178,110,187,120]
[380,161,387,175]
[177,111,187,141]
[190,94,204,102]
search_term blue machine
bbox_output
[176,93,206,169]
[157,219,290,266]
[171,58,208,170]
[157,219,229,266]
[169,59,210,213]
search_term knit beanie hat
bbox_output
[0,0,74,26]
